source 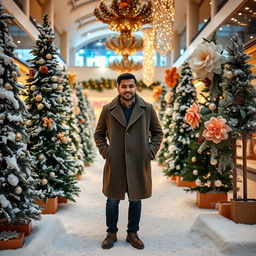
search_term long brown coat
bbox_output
[94,94,163,200]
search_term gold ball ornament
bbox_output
[180,128,184,133]
[41,178,48,185]
[57,97,63,103]
[38,154,45,160]
[51,76,58,82]
[210,159,218,166]
[56,84,63,91]
[182,123,186,128]
[38,58,45,65]
[46,53,52,59]
[35,94,43,102]
[12,71,18,77]
[4,83,13,90]
[214,180,222,187]
[37,103,44,110]
[182,92,186,96]
[191,156,197,162]
[229,174,233,179]
[192,92,196,96]
[225,71,234,79]
[26,120,33,127]
[15,186,22,195]
[27,104,32,109]
[15,133,22,141]
[30,85,37,91]
[209,103,217,111]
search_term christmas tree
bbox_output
[183,40,233,193]
[163,62,197,177]
[0,2,41,224]
[157,84,168,122]
[219,35,256,132]
[25,14,80,201]
[75,84,95,166]
[61,69,84,176]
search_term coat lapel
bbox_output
[109,96,127,128]
[126,95,146,130]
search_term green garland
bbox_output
[80,78,160,91]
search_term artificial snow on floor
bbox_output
[3,153,256,256]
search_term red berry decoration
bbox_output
[29,69,35,77]
[39,65,49,74]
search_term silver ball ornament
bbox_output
[49,172,55,178]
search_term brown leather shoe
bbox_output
[126,233,144,249]
[101,232,117,249]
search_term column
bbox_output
[61,31,69,65]
[42,0,54,29]
[211,0,219,18]
[171,32,180,65]
[186,0,199,46]
[69,47,76,66]
[23,0,30,17]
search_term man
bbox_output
[94,73,163,250]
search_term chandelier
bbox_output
[153,0,175,56]
[105,32,143,56]
[109,55,142,73]
[94,0,153,35]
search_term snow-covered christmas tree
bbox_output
[157,84,168,122]
[61,69,84,176]
[163,62,197,177]
[75,84,95,166]
[0,2,41,224]
[25,14,80,201]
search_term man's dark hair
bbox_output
[116,73,137,87]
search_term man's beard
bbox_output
[120,93,135,101]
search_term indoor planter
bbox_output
[36,197,58,214]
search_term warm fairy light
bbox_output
[94,0,153,35]
[153,0,175,56]
[143,28,154,86]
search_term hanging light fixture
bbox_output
[153,0,175,56]
[143,28,154,86]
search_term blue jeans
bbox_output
[106,197,142,233]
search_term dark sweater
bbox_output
[120,100,135,124]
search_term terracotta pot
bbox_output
[175,176,196,187]
[196,191,228,209]
[218,201,231,220]
[0,220,32,236]
[0,231,24,250]
[58,197,68,204]
[170,175,177,182]
[76,174,81,180]
[36,197,58,214]
[231,199,256,224]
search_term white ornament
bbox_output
[49,172,55,178]
[15,186,22,194]
[7,174,19,186]
[12,71,18,77]
[229,175,233,179]
[37,103,44,110]
[46,53,52,59]
[38,58,45,65]
[182,92,186,96]
[51,83,58,89]
[15,133,22,141]
[192,92,196,96]
[215,180,222,187]
[195,179,202,186]
[41,178,48,185]
[169,163,175,170]
[209,103,217,111]
[165,108,173,116]
[180,128,184,133]
[193,169,198,175]
[51,137,56,142]
[191,156,197,162]
[210,159,218,166]
[176,165,181,170]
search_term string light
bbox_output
[153,0,175,56]
[143,28,154,86]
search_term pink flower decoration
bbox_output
[202,116,231,144]
[185,103,202,129]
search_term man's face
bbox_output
[117,79,137,101]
